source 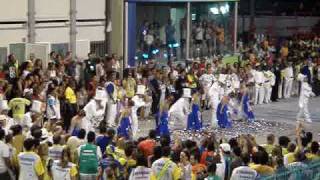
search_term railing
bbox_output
[261,160,320,180]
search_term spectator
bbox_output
[78,131,102,180]
[138,130,157,158]
[230,153,258,180]
[0,129,11,180]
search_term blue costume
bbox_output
[242,94,255,123]
[187,104,202,130]
[117,116,131,139]
[156,111,170,136]
[217,102,232,128]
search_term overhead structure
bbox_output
[123,0,239,67]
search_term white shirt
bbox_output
[129,166,154,180]
[152,158,177,180]
[195,27,204,40]
[51,160,76,180]
[0,140,9,173]
[230,166,258,180]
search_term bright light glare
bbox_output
[220,4,229,14]
[210,7,219,15]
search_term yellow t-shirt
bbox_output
[65,87,77,104]
[262,144,274,155]
[250,164,274,176]
[284,152,296,164]
[8,98,31,120]
[306,153,320,161]
[282,148,288,155]
[123,78,136,98]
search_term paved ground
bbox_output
[136,96,320,143]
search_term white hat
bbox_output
[136,85,146,95]
[0,100,10,111]
[31,100,43,113]
[219,143,231,152]
[297,73,306,82]
[182,88,192,98]
[95,89,106,100]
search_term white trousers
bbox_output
[296,104,311,122]
[278,80,283,99]
[284,78,293,98]
[264,85,272,103]
[255,85,265,105]
[105,103,118,127]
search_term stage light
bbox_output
[220,4,229,14]
[210,7,219,15]
[173,43,180,48]
[152,49,160,55]
[163,53,168,58]
[134,56,138,60]
[142,53,149,59]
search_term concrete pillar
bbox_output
[249,0,255,32]
[69,0,77,60]
[105,0,111,55]
[186,2,191,60]
[234,1,238,54]
[27,0,36,43]
[110,0,123,58]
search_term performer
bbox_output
[217,96,232,128]
[117,106,132,139]
[82,88,107,132]
[187,92,202,131]
[0,100,14,133]
[199,68,215,109]
[284,62,294,98]
[263,67,275,104]
[168,88,192,130]
[105,72,118,127]
[240,86,255,123]
[131,85,147,138]
[208,78,221,127]
[296,74,315,123]
[156,101,170,137]
[254,64,265,105]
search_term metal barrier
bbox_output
[261,160,320,180]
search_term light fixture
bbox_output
[220,4,229,14]
[210,7,219,15]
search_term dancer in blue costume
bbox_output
[187,92,202,130]
[156,102,170,136]
[240,86,255,123]
[217,96,232,128]
[117,107,132,139]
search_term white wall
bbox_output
[77,0,105,19]
[0,0,106,57]
[35,0,69,20]
[0,0,27,21]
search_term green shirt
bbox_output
[8,98,31,120]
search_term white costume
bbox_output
[83,89,107,131]
[105,82,118,127]
[131,85,147,138]
[208,81,221,127]
[284,65,294,98]
[199,73,215,100]
[254,70,265,105]
[168,88,191,130]
[263,70,275,103]
[296,74,315,122]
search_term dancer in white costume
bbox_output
[131,85,148,138]
[208,79,221,127]
[296,73,315,123]
[254,65,265,105]
[283,62,294,98]
[105,73,118,127]
[82,88,107,132]
[168,88,192,130]
[263,67,275,104]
